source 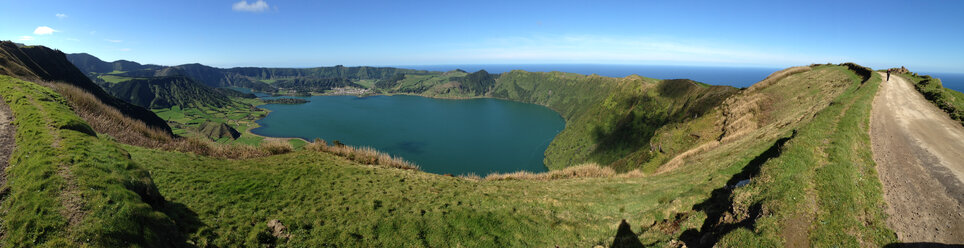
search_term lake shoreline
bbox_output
[249,93,563,175]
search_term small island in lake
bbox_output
[263,98,309,104]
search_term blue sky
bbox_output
[2,0,962,72]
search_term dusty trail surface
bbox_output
[871,72,964,243]
[0,95,14,186]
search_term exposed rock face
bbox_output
[197,121,241,140]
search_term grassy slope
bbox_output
[398,71,737,171]
[154,97,268,145]
[1,64,895,247]
[716,69,894,246]
[0,75,179,247]
[117,65,892,247]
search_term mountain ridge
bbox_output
[0,41,172,134]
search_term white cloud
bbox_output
[89,31,96,35]
[232,0,269,12]
[33,26,57,35]
[66,38,80,41]
[19,36,34,41]
[56,13,67,19]
[105,39,123,43]
[119,48,132,52]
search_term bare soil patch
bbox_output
[870,72,964,243]
[0,95,14,188]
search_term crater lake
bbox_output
[252,95,565,175]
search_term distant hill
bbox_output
[65,53,164,75]
[66,53,432,93]
[106,76,233,109]
[0,41,172,134]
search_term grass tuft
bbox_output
[306,139,419,170]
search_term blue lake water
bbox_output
[239,65,790,175]
[252,95,564,175]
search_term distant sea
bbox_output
[400,64,782,88]
[921,72,964,93]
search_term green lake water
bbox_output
[252,95,564,175]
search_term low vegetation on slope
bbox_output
[0,58,897,247]
[691,67,895,246]
[0,41,172,134]
[901,72,964,126]
[378,70,739,171]
[106,76,233,109]
[0,75,180,247]
[115,65,893,247]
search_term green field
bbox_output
[96,74,136,84]
[354,79,376,88]
[0,75,179,246]
[152,97,269,145]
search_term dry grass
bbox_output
[747,66,812,92]
[483,163,643,181]
[716,67,810,143]
[656,140,722,174]
[306,138,419,170]
[43,81,174,147]
[43,82,296,159]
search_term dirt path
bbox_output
[870,72,964,243]
[0,95,14,188]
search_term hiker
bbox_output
[887,69,891,82]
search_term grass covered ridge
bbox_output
[0,75,180,246]
[0,64,897,247]
[117,65,893,246]
[379,70,740,171]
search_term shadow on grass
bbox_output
[610,219,644,248]
[163,200,205,247]
[590,95,663,168]
[679,130,797,247]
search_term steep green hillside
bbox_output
[0,41,172,134]
[378,70,738,171]
[0,62,896,247]
[0,75,181,247]
[106,76,233,109]
[114,64,894,247]
[67,53,430,93]
[66,53,164,75]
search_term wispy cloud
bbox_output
[33,26,57,35]
[105,39,123,43]
[66,38,80,41]
[56,13,68,19]
[445,34,840,66]
[232,0,270,12]
[19,36,34,41]
[119,48,132,52]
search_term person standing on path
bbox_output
[887,69,891,82]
